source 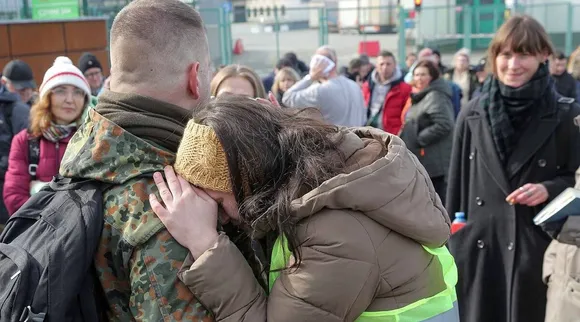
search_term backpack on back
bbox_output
[0,176,108,322]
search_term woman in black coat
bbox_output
[446,15,580,322]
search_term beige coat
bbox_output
[543,166,580,322]
[178,128,452,321]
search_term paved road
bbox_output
[231,23,486,77]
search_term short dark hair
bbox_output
[379,50,396,62]
[414,59,440,80]
[348,58,364,72]
[276,58,293,70]
[554,51,567,60]
[406,52,417,59]
[358,54,371,65]
[111,0,205,51]
[283,52,298,65]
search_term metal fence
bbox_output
[0,0,231,69]
[2,1,578,75]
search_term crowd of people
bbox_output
[0,0,580,321]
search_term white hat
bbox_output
[53,56,73,65]
[39,57,91,99]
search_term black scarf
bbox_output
[480,63,553,163]
[96,91,192,152]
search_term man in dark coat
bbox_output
[550,51,577,99]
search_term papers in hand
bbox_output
[533,188,580,225]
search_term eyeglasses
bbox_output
[84,71,102,78]
[51,87,85,100]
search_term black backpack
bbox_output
[0,176,109,322]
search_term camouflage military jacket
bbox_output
[60,109,213,321]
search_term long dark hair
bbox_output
[194,95,346,268]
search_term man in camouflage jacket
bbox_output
[60,0,214,320]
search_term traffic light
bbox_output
[414,0,422,11]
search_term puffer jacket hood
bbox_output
[290,126,450,247]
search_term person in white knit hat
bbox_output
[2,57,91,214]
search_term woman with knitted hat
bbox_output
[3,57,91,215]
[149,94,459,321]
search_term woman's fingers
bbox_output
[506,184,533,204]
[149,193,169,219]
[178,175,194,194]
[191,185,215,203]
[268,91,281,107]
[516,186,535,202]
[153,172,173,205]
[164,166,182,198]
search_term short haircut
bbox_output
[454,48,471,62]
[283,52,298,65]
[488,14,554,75]
[553,51,567,60]
[276,58,294,70]
[359,54,371,65]
[414,59,440,80]
[348,58,364,72]
[406,52,417,59]
[317,46,337,62]
[379,50,396,62]
[109,0,208,84]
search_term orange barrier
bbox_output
[0,18,109,86]
[358,41,380,57]
[233,39,244,55]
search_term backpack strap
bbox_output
[28,138,40,181]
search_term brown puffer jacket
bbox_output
[178,128,452,321]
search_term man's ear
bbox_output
[188,62,201,100]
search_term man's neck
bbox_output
[111,82,193,111]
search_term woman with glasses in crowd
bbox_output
[446,15,580,322]
[3,59,91,215]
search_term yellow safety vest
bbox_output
[269,236,458,322]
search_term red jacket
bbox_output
[3,129,73,215]
[362,77,412,134]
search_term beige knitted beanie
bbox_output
[174,120,232,193]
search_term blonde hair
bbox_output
[210,65,267,98]
[454,48,470,63]
[568,46,580,79]
[272,67,300,97]
[487,15,554,75]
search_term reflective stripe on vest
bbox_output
[269,235,458,322]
